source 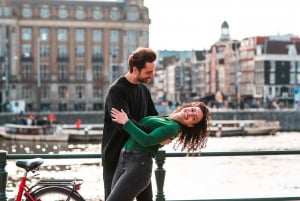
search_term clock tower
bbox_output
[220,21,230,42]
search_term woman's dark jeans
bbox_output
[106,149,153,201]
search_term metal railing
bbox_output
[1,149,300,201]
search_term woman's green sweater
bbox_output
[122,116,180,155]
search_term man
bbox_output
[102,47,158,200]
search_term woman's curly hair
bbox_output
[172,101,211,152]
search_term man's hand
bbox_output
[111,108,129,125]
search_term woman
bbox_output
[107,101,211,201]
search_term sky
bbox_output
[144,0,300,51]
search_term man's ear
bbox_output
[132,66,138,74]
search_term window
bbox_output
[93,64,102,80]
[93,9,103,20]
[110,45,119,59]
[22,85,32,99]
[128,45,136,55]
[58,64,68,80]
[290,61,300,84]
[21,28,32,40]
[142,31,148,46]
[40,64,50,81]
[110,9,120,20]
[75,29,85,41]
[41,86,50,100]
[40,28,50,40]
[270,63,275,84]
[127,10,139,21]
[270,73,275,84]
[40,7,50,18]
[0,7,11,17]
[22,6,32,18]
[22,64,32,80]
[110,30,119,42]
[275,87,280,96]
[76,86,85,99]
[75,8,85,19]
[76,65,85,80]
[93,86,102,99]
[22,44,32,58]
[57,28,68,41]
[92,29,102,42]
[58,8,68,19]
[40,44,50,58]
[75,45,85,58]
[58,103,67,111]
[58,86,68,99]
[128,31,137,42]
[112,65,120,81]
[93,46,102,58]
[58,45,68,58]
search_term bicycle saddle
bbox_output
[16,158,44,171]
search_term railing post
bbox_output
[0,150,7,201]
[154,150,166,201]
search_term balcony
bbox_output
[21,55,33,62]
[57,56,69,62]
[92,55,103,62]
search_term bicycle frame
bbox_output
[16,174,33,201]
[14,158,85,201]
[16,176,84,201]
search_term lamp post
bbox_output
[36,36,41,112]
[36,32,47,112]
[294,59,299,110]
[286,44,299,110]
[233,41,241,120]
[2,26,10,112]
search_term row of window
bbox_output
[19,28,141,60]
[21,45,134,64]
[0,5,141,21]
[22,28,124,42]
[21,63,106,80]
[22,85,103,100]
[21,63,121,82]
[21,44,119,60]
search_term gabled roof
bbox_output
[264,40,300,54]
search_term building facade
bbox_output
[156,22,300,110]
[0,0,150,112]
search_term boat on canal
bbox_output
[0,123,69,142]
[0,123,102,142]
[60,124,103,142]
[210,120,281,137]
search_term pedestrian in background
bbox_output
[75,119,81,131]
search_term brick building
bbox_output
[0,0,150,112]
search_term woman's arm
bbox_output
[111,108,178,147]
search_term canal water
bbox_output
[2,132,300,200]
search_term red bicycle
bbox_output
[14,158,85,201]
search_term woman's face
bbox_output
[176,106,203,127]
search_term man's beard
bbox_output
[137,76,149,84]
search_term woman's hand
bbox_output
[111,108,129,125]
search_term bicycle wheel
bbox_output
[29,186,85,201]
